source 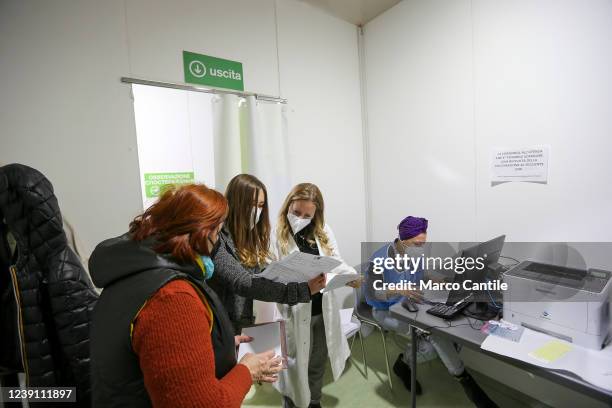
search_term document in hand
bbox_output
[322,273,359,293]
[238,321,288,369]
[259,251,341,283]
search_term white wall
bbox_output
[364,0,612,251]
[0,0,365,265]
[363,2,612,404]
[276,0,366,265]
[0,0,142,257]
[472,0,612,242]
[364,0,477,243]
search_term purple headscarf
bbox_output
[398,216,428,240]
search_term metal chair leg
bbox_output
[379,326,393,390]
[359,326,367,377]
[358,329,366,377]
[410,325,417,408]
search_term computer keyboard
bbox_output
[426,294,473,320]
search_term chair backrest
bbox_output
[354,262,366,299]
[353,262,375,320]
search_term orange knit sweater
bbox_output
[132,279,252,407]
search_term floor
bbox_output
[242,329,529,408]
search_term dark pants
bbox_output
[283,314,328,408]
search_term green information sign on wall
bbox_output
[183,51,244,91]
[144,172,195,198]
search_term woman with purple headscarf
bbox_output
[398,216,429,243]
[364,216,498,408]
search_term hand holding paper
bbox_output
[238,350,283,384]
[260,252,341,283]
[345,275,363,288]
[238,321,288,369]
[322,273,361,293]
[234,334,254,347]
[308,274,327,294]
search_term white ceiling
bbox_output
[299,0,401,26]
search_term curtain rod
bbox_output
[121,77,288,104]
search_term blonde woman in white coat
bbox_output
[273,183,360,408]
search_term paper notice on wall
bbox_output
[144,172,194,198]
[490,146,549,183]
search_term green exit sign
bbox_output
[183,51,244,91]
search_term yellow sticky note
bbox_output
[529,340,572,363]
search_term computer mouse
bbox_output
[401,298,419,313]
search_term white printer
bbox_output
[503,261,612,349]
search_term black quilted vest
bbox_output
[89,234,237,408]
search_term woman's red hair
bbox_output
[129,184,228,263]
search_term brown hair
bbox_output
[129,184,228,263]
[225,174,271,267]
[276,183,332,256]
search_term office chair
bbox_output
[352,263,393,390]
[340,307,365,368]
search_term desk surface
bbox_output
[389,302,612,403]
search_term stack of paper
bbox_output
[238,321,288,368]
[481,327,612,391]
[259,252,341,283]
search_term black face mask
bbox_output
[209,236,221,257]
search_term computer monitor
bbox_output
[461,234,505,268]
[446,235,506,320]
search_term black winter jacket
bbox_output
[0,164,98,407]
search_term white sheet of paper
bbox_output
[322,273,359,293]
[252,300,281,324]
[339,307,354,326]
[481,327,612,391]
[259,252,341,283]
[238,321,287,368]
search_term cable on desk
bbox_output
[414,310,486,333]
[464,316,485,331]
[411,309,451,332]
[485,278,503,309]
[499,255,520,265]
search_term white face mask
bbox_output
[287,212,311,235]
[250,207,262,230]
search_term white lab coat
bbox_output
[271,224,357,408]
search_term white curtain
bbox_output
[212,94,291,224]
[131,85,289,218]
[212,94,292,324]
[132,84,215,210]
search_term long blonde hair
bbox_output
[276,183,332,257]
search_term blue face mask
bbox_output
[198,235,220,280]
[199,255,215,280]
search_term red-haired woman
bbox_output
[89,184,282,408]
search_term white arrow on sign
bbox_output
[189,60,207,78]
